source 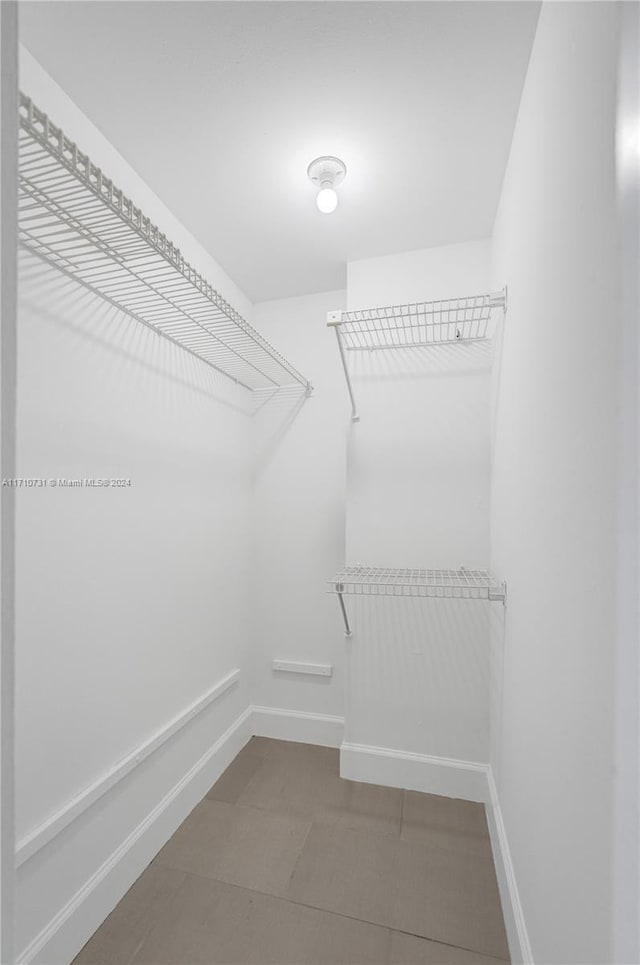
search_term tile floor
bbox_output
[73,738,510,965]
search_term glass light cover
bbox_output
[316,187,338,214]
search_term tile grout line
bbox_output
[274,811,314,893]
[128,741,508,964]
[158,865,509,962]
[158,747,505,954]
[125,868,203,965]
[198,797,497,866]
[76,865,188,965]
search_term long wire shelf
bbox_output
[18,93,312,394]
[327,290,506,421]
[328,565,506,636]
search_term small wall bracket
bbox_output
[488,581,507,607]
[489,288,508,311]
[335,583,353,637]
[327,311,359,422]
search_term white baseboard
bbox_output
[486,769,533,965]
[17,701,343,964]
[251,705,344,748]
[341,744,531,963]
[17,670,241,868]
[18,702,253,965]
[340,741,490,803]
[20,705,528,965]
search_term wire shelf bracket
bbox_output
[18,93,313,395]
[328,290,507,421]
[328,565,507,637]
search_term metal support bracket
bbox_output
[327,290,508,422]
[488,581,507,607]
[327,312,359,422]
[489,287,508,311]
[335,583,353,637]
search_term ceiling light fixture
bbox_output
[307,156,346,214]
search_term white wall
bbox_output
[346,240,493,568]
[347,239,492,311]
[16,51,254,962]
[251,290,348,723]
[613,3,640,960]
[343,241,494,773]
[250,242,497,777]
[345,340,492,569]
[0,6,18,962]
[490,5,618,963]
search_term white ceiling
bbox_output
[19,1,540,303]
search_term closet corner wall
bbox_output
[332,239,502,799]
[250,289,349,743]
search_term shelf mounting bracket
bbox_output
[335,583,353,637]
[327,311,359,422]
[488,581,507,607]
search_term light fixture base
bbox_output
[307,156,347,189]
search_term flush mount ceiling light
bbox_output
[307,156,346,214]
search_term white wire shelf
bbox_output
[328,565,506,635]
[18,93,312,394]
[328,291,506,351]
[329,565,504,599]
[327,290,506,421]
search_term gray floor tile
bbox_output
[242,735,276,758]
[238,754,403,835]
[283,824,509,960]
[133,874,391,965]
[389,931,509,964]
[401,792,492,857]
[323,779,403,836]
[76,742,510,965]
[155,798,310,895]
[73,864,185,965]
[205,745,264,804]
[251,736,340,771]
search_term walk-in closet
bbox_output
[1,2,638,964]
